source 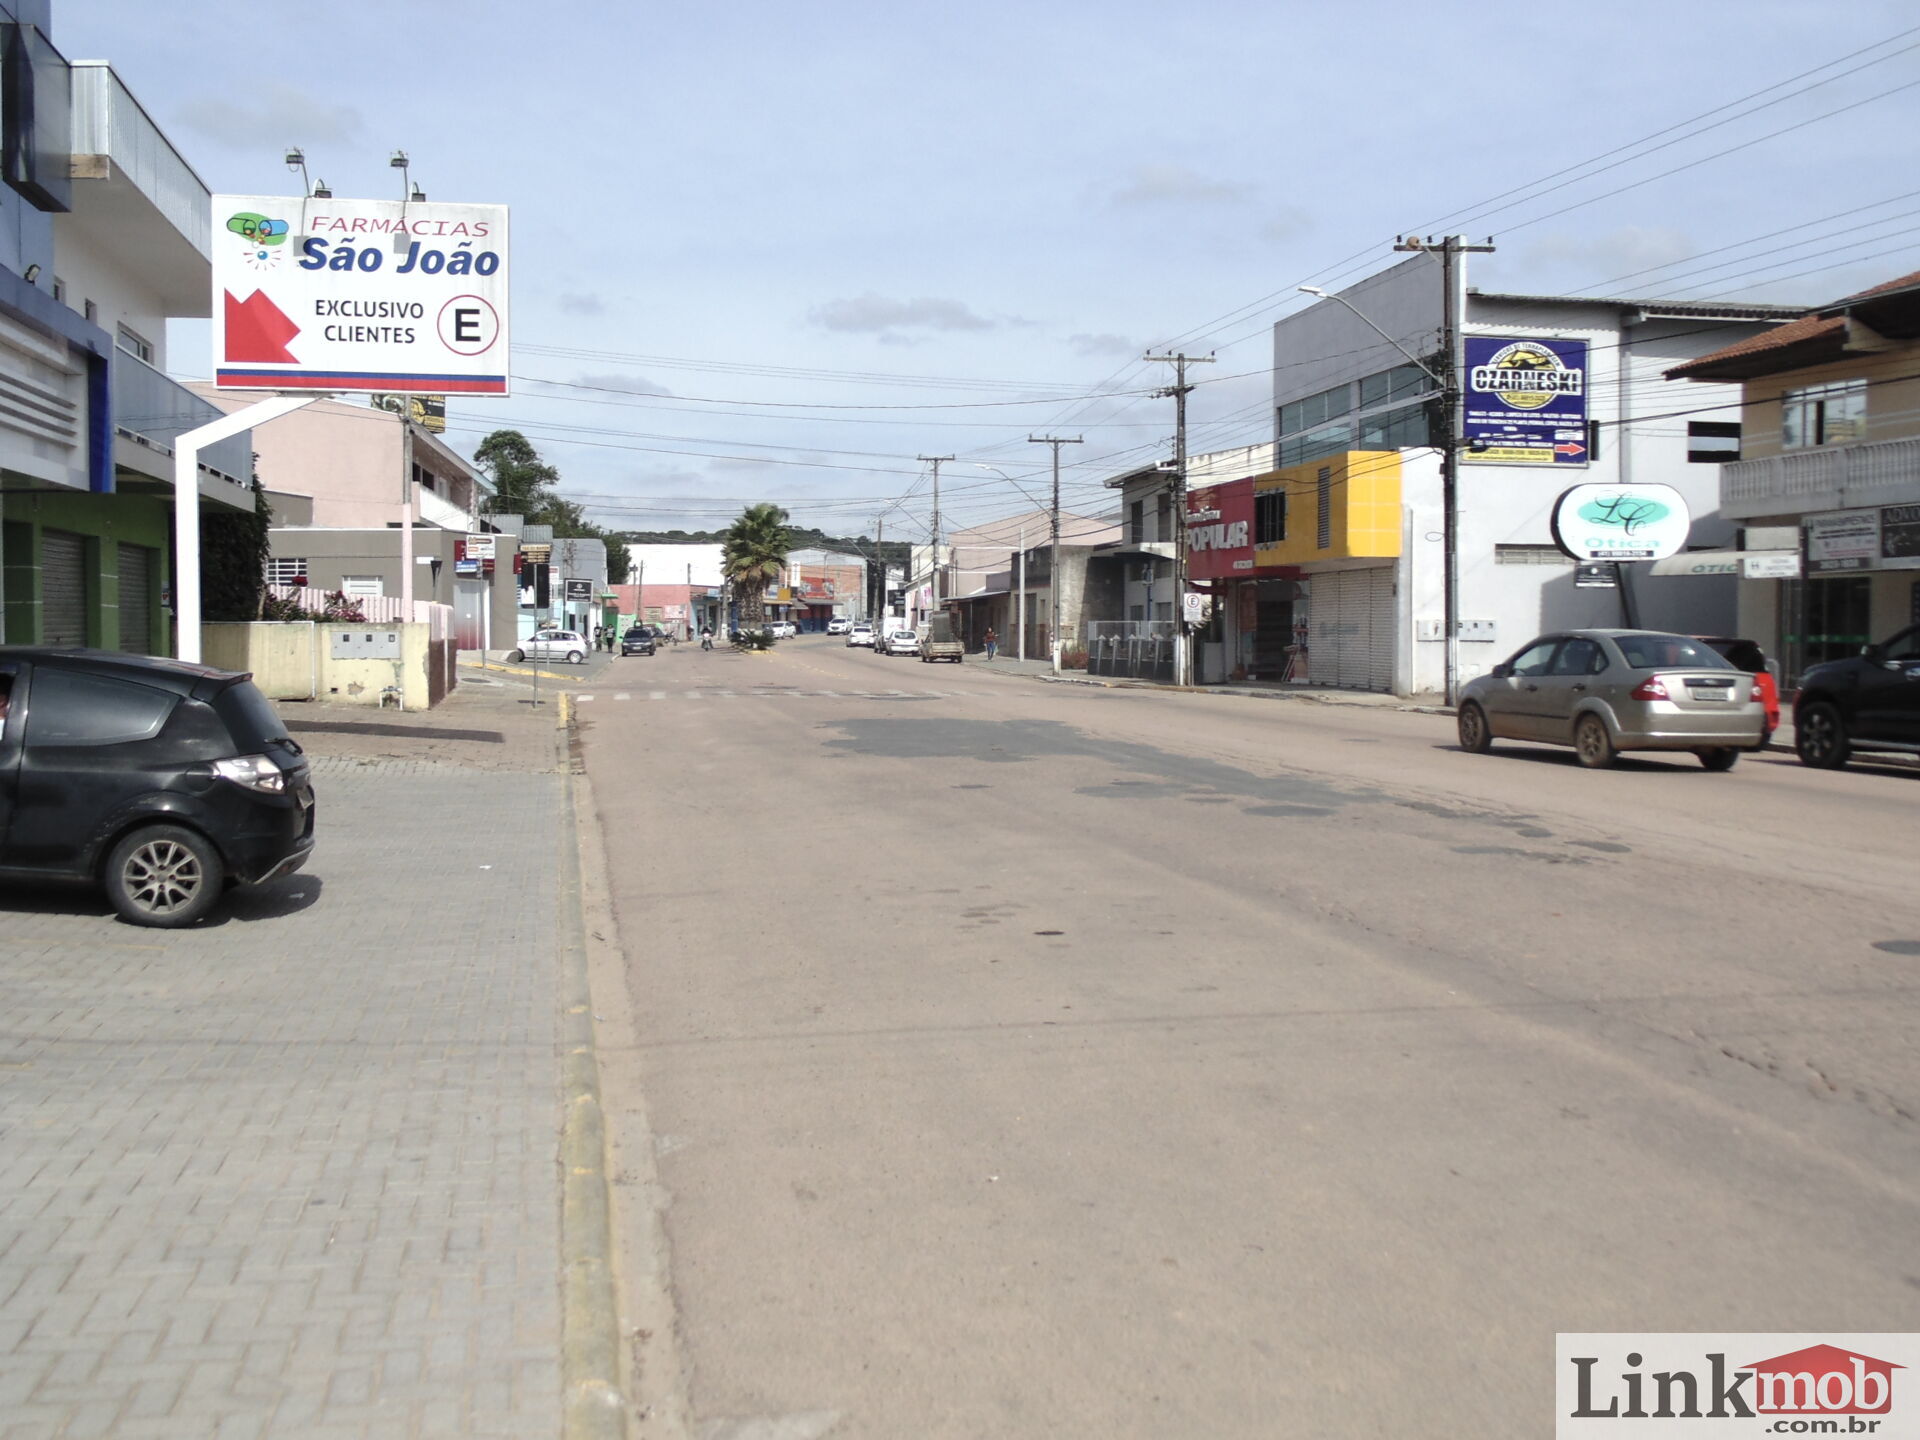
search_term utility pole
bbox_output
[1016,522,1026,663]
[874,513,885,623]
[1144,351,1215,685]
[1394,234,1493,705]
[918,455,953,607]
[1028,434,1082,674]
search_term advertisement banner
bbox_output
[1185,477,1257,581]
[370,393,448,431]
[1464,336,1589,466]
[212,194,508,394]
[1881,503,1920,570]
[1806,509,1881,573]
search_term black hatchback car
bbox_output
[621,626,657,656]
[1792,622,1920,768]
[0,649,315,926]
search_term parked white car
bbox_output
[883,628,919,657]
[511,630,590,664]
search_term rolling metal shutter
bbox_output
[1308,567,1396,692]
[40,528,86,646]
[1366,566,1396,692]
[118,543,152,653]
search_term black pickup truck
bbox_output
[1793,622,1920,767]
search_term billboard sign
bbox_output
[564,579,592,602]
[1551,483,1691,561]
[212,194,508,394]
[1463,337,1588,465]
[370,392,448,431]
[1185,476,1257,581]
[1805,509,1881,573]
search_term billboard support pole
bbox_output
[173,394,319,664]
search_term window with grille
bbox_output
[1255,490,1287,545]
[1316,467,1332,549]
[267,557,308,586]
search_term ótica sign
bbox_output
[1550,483,1691,562]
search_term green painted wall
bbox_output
[0,490,171,652]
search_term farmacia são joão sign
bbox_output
[212,194,509,395]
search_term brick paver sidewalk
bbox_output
[0,686,572,1438]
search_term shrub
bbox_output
[732,627,775,650]
[1061,647,1089,670]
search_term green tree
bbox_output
[472,428,629,583]
[201,469,274,621]
[721,503,792,629]
[474,430,561,519]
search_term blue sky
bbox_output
[63,0,1920,540]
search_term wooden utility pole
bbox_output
[1144,352,1214,685]
[1027,435,1082,673]
[919,455,953,607]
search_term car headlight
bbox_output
[214,754,287,794]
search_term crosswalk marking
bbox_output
[571,688,981,704]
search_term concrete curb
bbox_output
[557,726,631,1440]
[1024,670,1456,716]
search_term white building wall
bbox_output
[53,226,170,369]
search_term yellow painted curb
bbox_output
[558,691,572,729]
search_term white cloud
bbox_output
[574,371,673,397]
[558,293,605,316]
[1527,227,1697,290]
[176,82,362,147]
[1069,332,1136,357]
[1109,164,1246,209]
[808,294,997,335]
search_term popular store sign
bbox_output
[212,194,509,394]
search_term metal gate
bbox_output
[117,543,152,653]
[41,528,86,645]
[454,577,487,651]
[1086,620,1175,681]
[1308,567,1395,692]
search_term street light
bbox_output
[1295,282,1461,703]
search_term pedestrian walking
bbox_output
[984,627,998,661]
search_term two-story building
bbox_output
[1263,253,1799,693]
[2,12,255,653]
[1665,268,1920,682]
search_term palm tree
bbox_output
[722,503,792,631]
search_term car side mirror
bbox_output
[1861,644,1880,660]
[1490,662,1511,679]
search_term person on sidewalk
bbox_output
[984,627,998,662]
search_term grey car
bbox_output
[1456,629,1765,770]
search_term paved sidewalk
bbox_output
[0,688,572,1438]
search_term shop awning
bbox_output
[1647,550,1801,578]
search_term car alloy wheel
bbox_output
[1795,701,1850,769]
[1574,713,1617,769]
[569,650,585,664]
[106,824,226,928]
[1457,701,1491,754]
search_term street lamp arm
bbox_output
[1296,286,1443,387]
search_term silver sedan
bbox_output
[1457,629,1765,770]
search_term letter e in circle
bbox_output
[437,294,499,356]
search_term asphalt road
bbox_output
[577,636,1920,1439]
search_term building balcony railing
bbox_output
[416,485,475,532]
[1722,435,1920,519]
[113,347,250,484]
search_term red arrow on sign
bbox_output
[224,288,301,364]
[1554,441,1587,456]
